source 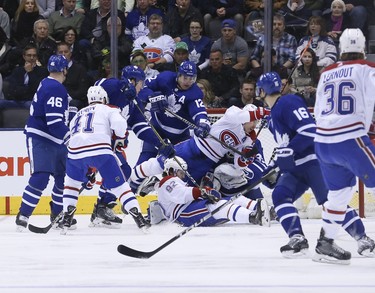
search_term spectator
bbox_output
[181,18,212,71]
[278,0,312,40]
[155,41,189,72]
[228,78,264,108]
[250,14,297,70]
[35,0,55,19]
[295,16,337,68]
[57,41,90,109]
[324,0,350,47]
[0,26,13,78]
[211,19,249,74]
[0,5,10,38]
[22,19,57,67]
[304,0,324,16]
[290,47,320,106]
[198,49,240,108]
[48,0,85,40]
[164,0,203,42]
[90,0,134,15]
[0,44,48,109]
[132,13,175,68]
[196,78,221,108]
[74,0,92,14]
[0,0,20,21]
[60,26,87,66]
[201,0,244,40]
[10,0,40,47]
[79,0,126,52]
[130,49,159,79]
[91,16,132,72]
[125,0,164,41]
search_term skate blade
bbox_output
[260,200,271,227]
[89,219,121,229]
[359,249,375,258]
[60,227,68,235]
[312,253,351,265]
[140,226,150,234]
[281,248,310,259]
[16,226,27,233]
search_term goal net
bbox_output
[207,108,375,218]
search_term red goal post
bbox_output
[207,108,370,218]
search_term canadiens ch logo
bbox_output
[219,130,240,147]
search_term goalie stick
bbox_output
[117,167,279,259]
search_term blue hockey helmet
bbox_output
[47,54,68,73]
[178,60,197,78]
[121,65,145,83]
[256,72,282,95]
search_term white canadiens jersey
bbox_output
[157,176,195,221]
[194,106,254,166]
[68,104,128,159]
[133,34,175,63]
[315,60,375,143]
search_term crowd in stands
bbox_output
[1,0,375,127]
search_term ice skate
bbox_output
[60,206,77,235]
[50,201,77,230]
[138,176,160,196]
[269,206,279,222]
[249,198,271,227]
[128,207,151,232]
[357,235,375,257]
[89,202,122,229]
[312,229,351,265]
[15,212,29,232]
[280,234,309,258]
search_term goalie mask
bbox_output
[164,156,187,177]
[87,85,108,105]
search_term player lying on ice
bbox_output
[147,156,271,227]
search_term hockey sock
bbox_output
[50,174,64,215]
[19,172,50,217]
[342,206,365,240]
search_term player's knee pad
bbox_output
[272,185,294,207]
[325,186,355,211]
[29,172,50,191]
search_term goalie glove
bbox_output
[275,147,295,172]
[149,92,168,113]
[82,167,97,190]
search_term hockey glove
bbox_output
[201,187,221,204]
[82,167,97,190]
[112,132,129,152]
[262,165,280,189]
[156,140,175,165]
[194,120,210,138]
[149,92,168,113]
[120,79,136,100]
[275,147,295,172]
[248,107,271,121]
[237,145,258,167]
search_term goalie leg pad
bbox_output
[147,200,166,225]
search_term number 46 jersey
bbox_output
[315,60,375,143]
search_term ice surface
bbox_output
[0,215,374,293]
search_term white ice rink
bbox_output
[0,214,374,293]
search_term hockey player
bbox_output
[256,71,375,259]
[130,103,270,191]
[89,65,174,227]
[61,86,150,233]
[314,28,375,264]
[155,156,270,227]
[15,55,71,232]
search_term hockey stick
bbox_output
[117,167,279,259]
[28,183,88,234]
[164,109,258,158]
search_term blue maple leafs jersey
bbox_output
[25,77,70,145]
[139,71,207,141]
[268,94,316,162]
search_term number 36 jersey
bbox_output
[315,60,375,143]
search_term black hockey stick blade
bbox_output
[117,168,279,259]
[28,222,53,234]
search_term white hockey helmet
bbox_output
[339,28,366,55]
[87,85,108,105]
[164,156,187,175]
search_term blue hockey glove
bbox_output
[149,92,168,113]
[156,140,175,165]
[201,187,221,204]
[275,147,295,172]
[120,79,137,100]
[194,120,210,138]
[262,165,280,189]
